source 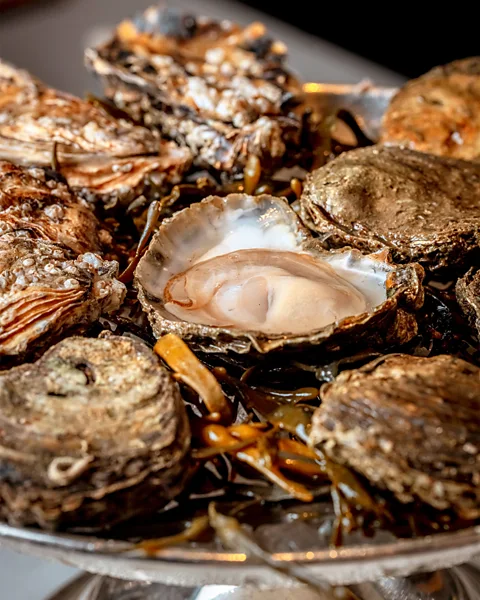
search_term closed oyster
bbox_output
[86,6,309,178]
[382,57,480,160]
[135,193,424,354]
[0,235,125,360]
[0,60,191,206]
[0,335,190,529]
[456,267,480,337]
[309,354,480,519]
[0,161,106,255]
[301,145,480,271]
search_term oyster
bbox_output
[382,57,480,160]
[86,6,310,178]
[301,145,480,271]
[135,193,424,354]
[309,354,480,519]
[0,235,125,360]
[0,161,107,255]
[0,334,190,529]
[0,60,191,206]
[456,267,480,337]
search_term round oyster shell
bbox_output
[301,145,480,271]
[381,57,480,161]
[0,235,125,360]
[0,161,107,255]
[456,267,480,337]
[135,193,424,354]
[0,335,190,530]
[309,354,480,519]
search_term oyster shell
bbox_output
[0,60,191,206]
[0,334,190,529]
[381,57,480,160]
[135,193,424,354]
[309,354,480,519]
[456,267,480,337]
[0,161,106,255]
[85,6,310,178]
[301,145,480,271]
[0,235,125,360]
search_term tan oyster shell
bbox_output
[0,334,190,530]
[135,193,424,354]
[0,60,191,206]
[0,235,125,360]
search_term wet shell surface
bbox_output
[0,335,190,529]
[135,193,424,354]
[0,60,191,206]
[0,235,125,360]
[309,354,480,519]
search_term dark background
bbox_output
[237,1,479,78]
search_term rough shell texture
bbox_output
[310,354,480,519]
[381,57,480,160]
[0,60,191,206]
[0,235,125,361]
[0,161,106,255]
[301,145,480,271]
[456,267,480,337]
[135,193,424,355]
[0,334,190,530]
[85,6,310,177]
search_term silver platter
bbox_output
[1,84,480,591]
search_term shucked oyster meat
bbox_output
[0,60,191,206]
[382,57,480,161]
[310,354,480,519]
[0,235,125,360]
[301,145,480,271]
[0,335,190,529]
[0,161,107,255]
[86,5,310,177]
[135,193,424,354]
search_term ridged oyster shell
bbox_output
[456,267,480,337]
[0,334,190,530]
[135,193,424,354]
[310,354,480,519]
[0,60,191,206]
[0,161,107,255]
[0,235,125,360]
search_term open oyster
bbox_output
[456,267,480,337]
[0,235,125,360]
[0,60,191,206]
[86,6,310,178]
[301,145,480,271]
[382,57,480,160]
[0,335,190,529]
[0,161,107,255]
[309,354,480,519]
[135,193,424,354]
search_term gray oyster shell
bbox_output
[135,193,424,355]
[85,6,309,178]
[0,60,191,207]
[300,145,480,271]
[310,354,480,519]
[0,334,190,530]
[0,235,125,360]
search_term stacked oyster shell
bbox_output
[86,6,312,178]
